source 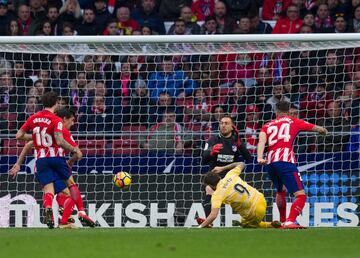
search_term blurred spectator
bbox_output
[28,80,45,102]
[214,0,237,34]
[58,0,82,35]
[224,0,257,18]
[167,17,188,35]
[148,56,199,103]
[141,25,152,34]
[13,60,33,89]
[299,24,314,33]
[36,69,51,92]
[223,80,247,125]
[207,105,225,132]
[327,0,349,18]
[300,83,333,122]
[117,6,140,35]
[337,82,360,127]
[244,104,260,153]
[16,96,39,126]
[288,50,317,85]
[130,79,151,125]
[315,3,333,32]
[266,84,291,111]
[262,0,292,20]
[159,0,192,21]
[78,95,119,132]
[302,11,315,30]
[6,19,21,35]
[272,4,303,34]
[149,91,176,123]
[77,7,101,35]
[46,5,60,35]
[94,0,111,28]
[17,4,37,35]
[348,5,360,33]
[332,13,350,32]
[317,101,351,152]
[283,77,301,107]
[234,16,252,34]
[221,53,257,85]
[103,18,120,35]
[200,15,218,34]
[249,11,273,34]
[29,0,46,22]
[0,72,25,112]
[251,67,273,104]
[192,0,215,21]
[38,20,53,35]
[0,0,16,36]
[131,0,166,35]
[168,6,200,34]
[140,108,189,154]
[70,71,94,114]
[94,48,117,81]
[185,88,212,124]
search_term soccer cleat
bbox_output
[58,223,77,229]
[282,221,306,229]
[271,220,282,228]
[78,211,96,227]
[45,208,54,229]
[58,207,76,223]
[58,207,77,216]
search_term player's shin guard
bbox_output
[203,195,212,217]
[43,193,54,209]
[56,192,67,208]
[69,184,85,212]
[287,194,307,223]
[60,197,75,225]
[276,191,287,223]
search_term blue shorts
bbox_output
[35,157,71,193]
[266,162,304,194]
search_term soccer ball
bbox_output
[113,171,132,188]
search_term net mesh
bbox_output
[0,38,359,227]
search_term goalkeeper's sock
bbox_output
[69,184,85,212]
[276,191,287,223]
[287,194,307,223]
[43,192,54,209]
[60,196,75,225]
[56,192,67,208]
[203,194,212,217]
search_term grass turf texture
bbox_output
[0,228,359,258]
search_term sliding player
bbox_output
[198,162,281,228]
[15,92,82,229]
[10,108,95,227]
[257,101,328,229]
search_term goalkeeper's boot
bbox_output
[271,220,282,228]
[45,208,54,229]
[78,211,96,227]
[59,223,77,229]
[282,221,306,229]
[58,207,75,223]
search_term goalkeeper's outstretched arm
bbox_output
[9,141,34,178]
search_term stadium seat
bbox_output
[112,139,141,155]
[77,139,106,156]
[2,139,26,155]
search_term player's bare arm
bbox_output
[9,141,34,178]
[211,162,245,174]
[311,125,328,135]
[15,129,33,142]
[199,208,219,228]
[54,131,82,159]
[257,131,267,165]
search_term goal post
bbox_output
[0,34,359,228]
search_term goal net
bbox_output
[0,35,359,228]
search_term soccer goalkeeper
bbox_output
[198,162,280,228]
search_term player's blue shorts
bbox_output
[266,161,304,194]
[35,157,71,193]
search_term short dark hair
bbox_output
[220,114,234,124]
[203,172,221,187]
[41,91,59,108]
[276,101,291,113]
[56,108,75,119]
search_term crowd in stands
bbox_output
[0,0,359,154]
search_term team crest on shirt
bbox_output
[232,145,237,152]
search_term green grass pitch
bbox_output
[0,228,359,258]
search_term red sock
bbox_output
[43,193,54,209]
[60,196,75,225]
[69,184,85,212]
[56,193,68,208]
[276,191,287,223]
[287,195,307,223]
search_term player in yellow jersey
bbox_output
[198,162,281,228]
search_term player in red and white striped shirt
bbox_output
[257,101,327,229]
[16,92,82,228]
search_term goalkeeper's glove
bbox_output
[210,144,223,156]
